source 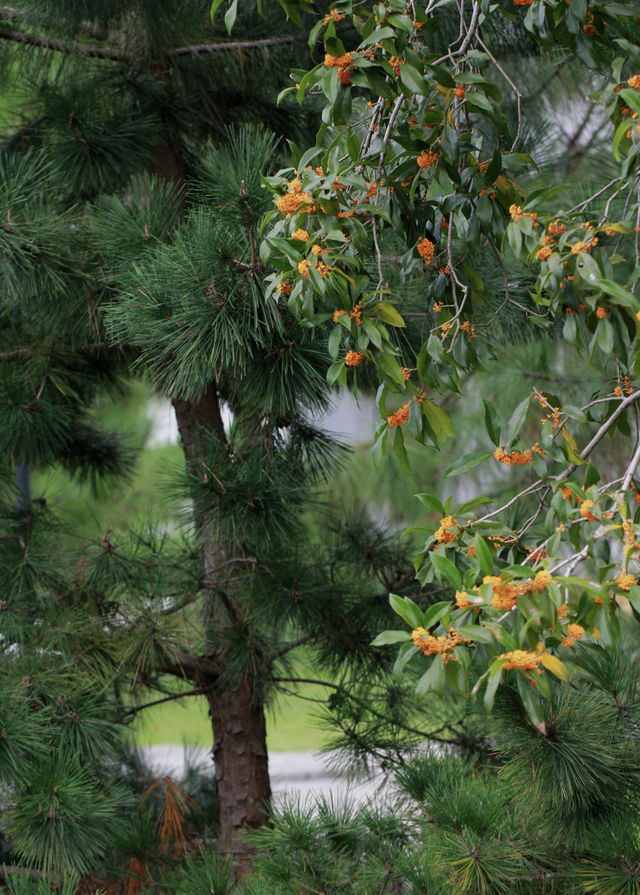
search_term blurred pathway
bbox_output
[142,746,387,808]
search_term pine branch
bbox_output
[0,5,104,37]
[0,23,302,63]
[169,35,303,57]
[0,342,122,363]
[120,687,206,720]
[271,634,311,659]
[0,865,49,882]
[0,23,126,60]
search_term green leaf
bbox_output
[327,360,345,386]
[392,426,410,471]
[502,396,530,447]
[415,492,445,514]
[426,333,445,363]
[483,399,500,446]
[416,656,445,696]
[399,63,429,96]
[473,535,493,576]
[444,451,493,478]
[210,0,225,19]
[380,354,406,387]
[430,552,462,590]
[596,318,614,356]
[371,630,411,646]
[484,663,502,711]
[422,600,452,630]
[597,278,640,310]
[224,0,238,33]
[393,642,419,674]
[422,400,454,443]
[456,625,495,644]
[389,593,425,628]
[377,302,406,327]
[362,318,382,348]
[328,325,343,360]
[516,675,546,725]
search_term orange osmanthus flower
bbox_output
[548,219,566,236]
[411,626,469,662]
[434,515,458,545]
[562,623,585,648]
[616,572,638,591]
[387,402,410,427]
[417,150,439,168]
[275,178,313,216]
[417,237,435,264]
[345,350,365,366]
[499,649,541,670]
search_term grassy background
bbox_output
[134,682,330,752]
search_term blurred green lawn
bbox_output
[134,681,330,752]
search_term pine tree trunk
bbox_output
[173,389,272,869]
[205,677,271,865]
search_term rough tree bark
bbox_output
[173,389,272,869]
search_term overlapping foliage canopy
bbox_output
[218,0,640,723]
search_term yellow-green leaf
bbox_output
[539,651,569,681]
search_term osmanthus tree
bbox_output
[236,0,640,723]
[0,1,468,881]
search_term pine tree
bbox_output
[0,2,455,878]
[0,0,317,873]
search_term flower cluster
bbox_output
[417,150,439,169]
[417,237,435,264]
[324,51,353,84]
[616,572,638,591]
[548,219,566,236]
[510,204,538,224]
[614,375,634,398]
[579,499,597,522]
[275,178,312,216]
[570,237,599,254]
[483,575,524,610]
[387,402,410,428]
[323,8,345,24]
[411,626,469,662]
[482,570,555,610]
[499,649,541,670]
[494,444,543,465]
[562,623,585,648]
[534,392,562,429]
[345,350,365,367]
[434,515,459,545]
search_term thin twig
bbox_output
[120,688,206,720]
